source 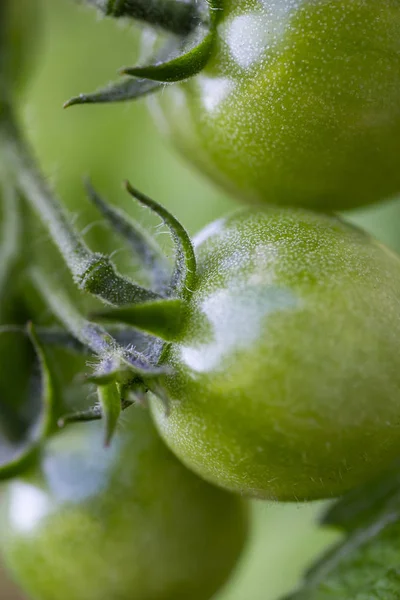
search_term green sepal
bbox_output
[88,349,168,384]
[84,179,170,291]
[94,298,185,341]
[0,323,58,480]
[64,1,217,107]
[121,24,214,83]
[63,37,177,108]
[125,181,196,301]
[30,268,166,382]
[4,325,155,359]
[97,381,121,446]
[64,78,162,108]
[80,255,162,307]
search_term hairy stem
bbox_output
[0,105,161,306]
[87,0,201,35]
[1,113,95,279]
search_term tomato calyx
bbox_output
[24,182,198,442]
[1,102,200,446]
[64,0,221,107]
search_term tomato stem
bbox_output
[0,106,162,307]
[87,0,202,36]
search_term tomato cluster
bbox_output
[1,1,400,600]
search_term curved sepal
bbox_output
[121,24,214,83]
[4,325,156,359]
[63,37,177,108]
[31,267,167,382]
[80,255,162,306]
[94,298,185,341]
[0,323,58,480]
[84,180,170,291]
[64,1,217,107]
[97,381,121,446]
[87,346,168,384]
[64,78,162,108]
[125,181,196,301]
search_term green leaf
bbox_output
[0,323,58,479]
[286,463,400,600]
[322,461,400,533]
[284,518,400,600]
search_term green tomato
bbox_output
[148,206,400,501]
[147,0,400,211]
[0,407,248,600]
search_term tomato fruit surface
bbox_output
[149,206,400,501]
[0,407,248,600]
[148,0,400,211]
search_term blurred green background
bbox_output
[3,0,400,597]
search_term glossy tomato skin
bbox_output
[148,0,400,211]
[0,408,248,600]
[150,207,400,501]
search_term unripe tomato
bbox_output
[149,207,400,501]
[148,0,400,210]
[0,408,248,600]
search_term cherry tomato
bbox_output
[147,0,400,210]
[148,206,400,501]
[0,407,248,600]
